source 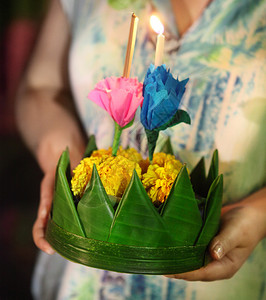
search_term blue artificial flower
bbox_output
[141,64,190,161]
[141,64,189,130]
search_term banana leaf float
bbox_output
[46,136,223,274]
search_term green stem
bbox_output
[112,122,123,156]
[145,129,159,163]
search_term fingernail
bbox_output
[46,248,55,255]
[213,244,223,259]
[40,209,47,218]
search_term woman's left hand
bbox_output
[165,188,266,281]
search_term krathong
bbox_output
[141,64,190,161]
[45,13,223,275]
[46,137,223,274]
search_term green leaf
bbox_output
[83,135,97,158]
[206,149,218,189]
[190,157,207,197]
[121,117,135,130]
[196,174,223,245]
[46,218,207,275]
[190,150,219,198]
[161,166,203,245]
[108,170,174,247]
[52,149,85,236]
[77,165,114,241]
[157,110,191,131]
[159,136,174,155]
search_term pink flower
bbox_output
[88,77,143,128]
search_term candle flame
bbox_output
[150,15,164,34]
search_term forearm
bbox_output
[14,0,85,172]
[16,84,86,172]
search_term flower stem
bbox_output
[112,122,122,156]
[145,129,159,163]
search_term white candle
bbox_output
[150,15,165,67]
[155,33,165,66]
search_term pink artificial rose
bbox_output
[88,76,143,128]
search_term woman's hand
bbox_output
[14,0,87,254]
[33,133,85,255]
[33,171,56,255]
[165,188,266,281]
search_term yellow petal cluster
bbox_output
[97,155,142,198]
[71,156,106,197]
[71,148,142,198]
[142,153,183,205]
[71,148,183,206]
[117,147,143,163]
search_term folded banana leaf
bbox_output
[190,150,218,198]
[83,135,98,158]
[108,170,175,247]
[46,218,207,274]
[196,174,223,245]
[77,165,114,241]
[206,149,218,191]
[161,166,203,245]
[158,136,174,155]
[52,149,85,237]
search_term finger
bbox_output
[33,173,55,254]
[37,172,55,218]
[165,247,246,281]
[33,217,55,255]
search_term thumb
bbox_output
[209,208,242,260]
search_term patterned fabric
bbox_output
[33,0,266,299]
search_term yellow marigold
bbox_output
[71,148,182,204]
[91,148,112,158]
[71,156,105,197]
[117,147,149,174]
[142,154,183,205]
[97,155,142,198]
[152,152,168,167]
[138,158,150,174]
[71,148,142,199]
[117,147,143,163]
[153,153,180,167]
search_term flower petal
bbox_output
[109,89,133,127]
[88,89,111,113]
[141,64,189,131]
[88,76,143,127]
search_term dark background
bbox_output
[0,1,47,299]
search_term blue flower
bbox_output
[141,64,189,130]
[141,64,190,161]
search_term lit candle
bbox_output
[150,15,165,67]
